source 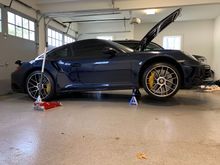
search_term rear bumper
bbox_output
[182,64,211,88]
[11,70,26,93]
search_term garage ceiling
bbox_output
[37,0,105,3]
[43,4,220,24]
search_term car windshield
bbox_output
[107,41,134,53]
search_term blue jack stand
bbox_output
[129,89,141,106]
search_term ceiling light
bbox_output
[130,17,141,24]
[144,9,157,15]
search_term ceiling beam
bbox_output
[38,0,220,14]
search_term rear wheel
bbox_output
[26,71,55,100]
[142,63,180,99]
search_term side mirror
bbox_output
[103,47,117,57]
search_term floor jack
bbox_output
[33,48,62,111]
[129,89,141,105]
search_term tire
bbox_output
[26,70,55,101]
[142,63,180,99]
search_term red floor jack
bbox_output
[33,48,62,111]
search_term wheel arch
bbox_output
[138,56,184,87]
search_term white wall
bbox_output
[213,16,220,79]
[78,21,133,40]
[134,20,214,64]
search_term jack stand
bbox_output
[129,89,140,106]
[133,89,141,98]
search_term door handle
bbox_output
[71,63,81,67]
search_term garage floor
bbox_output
[0,90,220,165]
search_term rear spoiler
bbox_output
[15,60,22,66]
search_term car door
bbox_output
[71,39,133,89]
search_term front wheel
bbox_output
[142,63,181,99]
[26,71,55,101]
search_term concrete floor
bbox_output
[0,90,220,165]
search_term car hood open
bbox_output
[138,8,181,51]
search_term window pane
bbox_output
[8,12,15,24]
[16,26,22,38]
[16,15,22,26]
[59,41,62,46]
[55,32,58,39]
[163,36,181,50]
[30,31,35,41]
[48,37,52,45]
[8,24,15,35]
[29,21,35,31]
[52,30,55,38]
[52,39,55,46]
[59,33,62,40]
[56,40,59,47]
[23,18,29,29]
[23,29,29,39]
[48,29,52,37]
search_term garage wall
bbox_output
[0,1,78,95]
[0,2,38,95]
[134,20,214,64]
[213,16,220,79]
[78,21,133,41]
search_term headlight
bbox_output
[196,57,207,64]
[182,51,198,61]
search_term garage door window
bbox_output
[0,8,2,32]
[48,28,63,47]
[64,35,75,44]
[163,36,182,50]
[7,11,35,41]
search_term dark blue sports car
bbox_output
[11,8,211,100]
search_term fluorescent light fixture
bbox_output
[144,9,157,15]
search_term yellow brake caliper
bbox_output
[148,72,155,90]
[46,83,51,93]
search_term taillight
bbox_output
[16,66,21,71]
[15,60,22,71]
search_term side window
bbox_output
[47,46,70,60]
[72,40,107,58]
[145,43,163,51]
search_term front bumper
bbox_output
[182,64,211,88]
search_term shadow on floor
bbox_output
[56,91,208,107]
[5,90,209,107]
